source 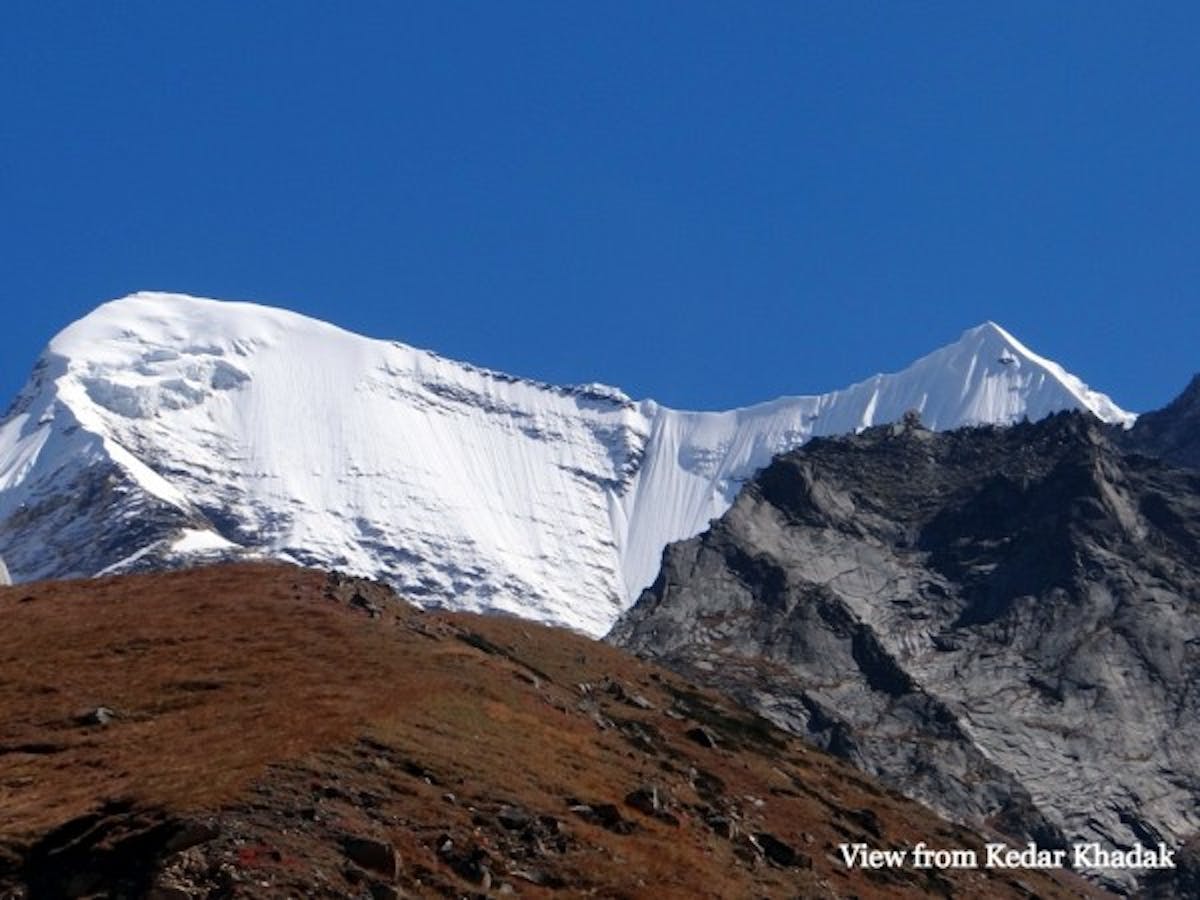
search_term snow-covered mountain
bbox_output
[0,293,1133,635]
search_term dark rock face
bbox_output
[610,411,1200,891]
[1121,373,1200,470]
[1141,836,1200,899]
[340,835,401,881]
[17,801,220,900]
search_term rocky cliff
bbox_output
[1121,374,1200,471]
[611,408,1200,892]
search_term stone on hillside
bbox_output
[74,706,117,727]
[341,836,401,881]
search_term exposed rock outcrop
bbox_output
[611,410,1200,892]
[1121,373,1200,470]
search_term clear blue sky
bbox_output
[2,2,1197,413]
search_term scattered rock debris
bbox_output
[0,563,1094,899]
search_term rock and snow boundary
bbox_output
[0,292,1133,634]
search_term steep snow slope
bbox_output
[0,293,1133,634]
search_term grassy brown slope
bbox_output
[0,563,1103,899]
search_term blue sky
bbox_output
[2,2,1197,412]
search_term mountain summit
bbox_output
[0,293,1132,634]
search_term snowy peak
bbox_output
[607,321,1134,603]
[843,319,1134,431]
[0,294,1133,635]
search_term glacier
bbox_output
[0,293,1133,635]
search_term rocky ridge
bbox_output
[1121,374,1200,470]
[611,408,1200,893]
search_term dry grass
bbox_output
[0,563,1106,898]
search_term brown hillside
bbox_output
[0,563,1103,899]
